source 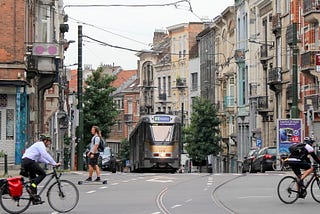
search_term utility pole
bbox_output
[77,25,84,170]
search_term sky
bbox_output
[63,0,234,70]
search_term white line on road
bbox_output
[111,183,119,185]
[185,199,192,203]
[86,190,96,194]
[238,195,272,199]
[171,204,182,209]
[99,186,108,189]
[150,212,161,214]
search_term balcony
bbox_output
[301,50,320,71]
[303,0,320,23]
[272,13,281,37]
[268,67,282,84]
[142,79,154,88]
[124,114,133,123]
[256,96,268,110]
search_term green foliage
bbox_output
[118,138,130,162]
[183,97,221,163]
[83,66,119,144]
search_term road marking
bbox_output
[146,178,173,183]
[171,204,182,209]
[238,195,272,199]
[150,212,161,214]
[111,183,119,185]
[99,186,108,189]
[185,199,192,203]
[86,190,96,194]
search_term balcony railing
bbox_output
[303,0,320,13]
[268,67,282,84]
[256,96,268,110]
[124,114,133,122]
[301,50,320,71]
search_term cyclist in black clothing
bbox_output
[287,137,320,198]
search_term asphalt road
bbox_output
[1,170,320,214]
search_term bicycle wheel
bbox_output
[47,180,79,213]
[0,184,31,214]
[277,176,299,204]
[311,177,320,203]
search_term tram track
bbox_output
[211,174,244,214]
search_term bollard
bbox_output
[4,154,8,176]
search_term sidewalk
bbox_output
[0,164,21,178]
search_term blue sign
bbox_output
[153,115,171,122]
[256,137,262,148]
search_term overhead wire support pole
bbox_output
[77,25,84,170]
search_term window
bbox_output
[128,100,133,114]
[117,120,123,132]
[163,77,166,94]
[38,4,53,42]
[191,73,198,90]
[158,77,161,95]
[168,76,171,96]
[0,94,8,107]
[6,109,14,140]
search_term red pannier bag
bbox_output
[7,176,23,197]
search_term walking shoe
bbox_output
[94,177,101,182]
[85,177,92,182]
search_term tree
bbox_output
[82,66,118,144]
[118,138,129,163]
[183,97,221,169]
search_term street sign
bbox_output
[256,137,262,148]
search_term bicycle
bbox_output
[277,163,320,204]
[272,154,291,171]
[0,166,79,214]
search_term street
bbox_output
[3,171,320,214]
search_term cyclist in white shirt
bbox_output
[21,135,60,204]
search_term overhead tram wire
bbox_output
[63,0,191,9]
[68,17,150,46]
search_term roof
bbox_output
[111,69,137,88]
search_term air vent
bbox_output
[32,43,59,56]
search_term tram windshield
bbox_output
[150,125,173,142]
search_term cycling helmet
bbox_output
[304,137,314,145]
[39,134,52,142]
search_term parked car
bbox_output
[83,145,116,173]
[241,148,259,173]
[100,147,116,173]
[251,146,277,173]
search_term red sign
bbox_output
[316,54,320,72]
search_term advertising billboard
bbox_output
[277,119,302,154]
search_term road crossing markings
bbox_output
[99,186,108,189]
[111,183,119,185]
[86,190,96,194]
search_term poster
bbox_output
[277,119,302,154]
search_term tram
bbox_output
[129,114,181,172]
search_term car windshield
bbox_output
[103,148,111,156]
[248,150,257,156]
[267,148,277,155]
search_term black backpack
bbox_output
[289,143,308,159]
[97,136,105,152]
